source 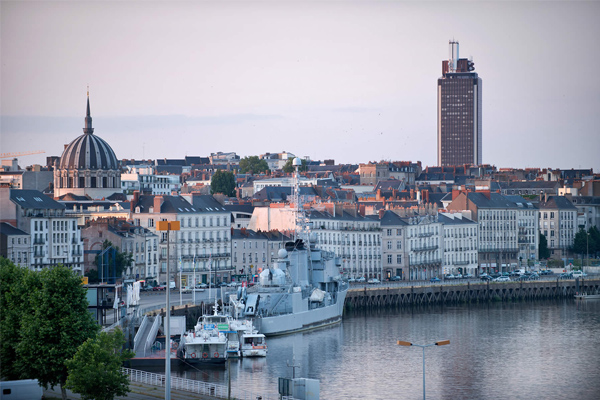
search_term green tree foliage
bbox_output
[538,233,550,260]
[0,258,41,380]
[85,268,99,284]
[588,226,600,257]
[282,157,307,173]
[95,240,133,280]
[65,328,134,400]
[573,228,588,258]
[16,265,100,400]
[239,156,269,174]
[210,170,236,197]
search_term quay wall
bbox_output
[344,278,600,309]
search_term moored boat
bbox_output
[177,308,228,365]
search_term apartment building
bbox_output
[131,193,232,286]
[231,229,291,281]
[0,188,83,273]
[505,196,539,266]
[309,209,382,280]
[405,214,443,280]
[447,191,519,272]
[538,196,578,259]
[439,213,478,276]
[81,218,158,281]
[380,211,408,280]
[0,222,31,268]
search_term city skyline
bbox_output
[1,1,599,170]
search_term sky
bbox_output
[2,1,599,171]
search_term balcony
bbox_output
[418,232,434,238]
[412,245,439,252]
[34,239,45,245]
[409,258,442,267]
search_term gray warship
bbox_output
[231,158,348,336]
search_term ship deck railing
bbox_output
[122,367,300,400]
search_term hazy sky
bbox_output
[2,1,599,171]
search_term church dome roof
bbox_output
[59,94,119,170]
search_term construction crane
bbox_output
[0,150,46,159]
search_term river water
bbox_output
[149,299,600,399]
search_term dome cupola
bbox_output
[58,92,118,170]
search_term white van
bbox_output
[572,270,584,279]
[0,379,43,400]
[160,281,177,290]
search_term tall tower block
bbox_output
[437,40,482,167]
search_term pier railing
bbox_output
[122,367,299,400]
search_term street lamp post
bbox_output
[397,339,450,400]
[586,232,589,270]
[156,220,180,400]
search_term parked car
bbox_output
[357,277,366,283]
[516,275,529,281]
[463,273,474,279]
[348,277,356,283]
[528,273,540,280]
[454,273,463,279]
[494,276,510,282]
[559,272,573,279]
[572,270,585,279]
[480,275,493,281]
[197,283,209,289]
[430,277,441,283]
[444,274,455,280]
[367,278,381,284]
[181,286,192,293]
[153,284,166,291]
[390,276,401,281]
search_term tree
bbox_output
[85,268,99,284]
[16,265,100,400]
[282,157,307,173]
[65,328,134,400]
[95,240,133,280]
[538,233,550,260]
[588,226,600,257]
[0,259,41,380]
[239,156,269,174]
[210,170,236,197]
[573,228,588,261]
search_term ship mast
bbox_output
[293,157,304,241]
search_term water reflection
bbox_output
[143,300,600,400]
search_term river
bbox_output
[144,299,600,399]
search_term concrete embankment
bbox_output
[345,278,600,309]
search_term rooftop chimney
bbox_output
[154,196,164,213]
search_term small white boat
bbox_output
[240,330,267,357]
[574,293,600,300]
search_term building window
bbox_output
[396,241,401,250]
[387,255,392,263]
[387,241,392,250]
[148,219,154,227]
[396,229,402,236]
[397,255,402,264]
[387,229,392,236]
